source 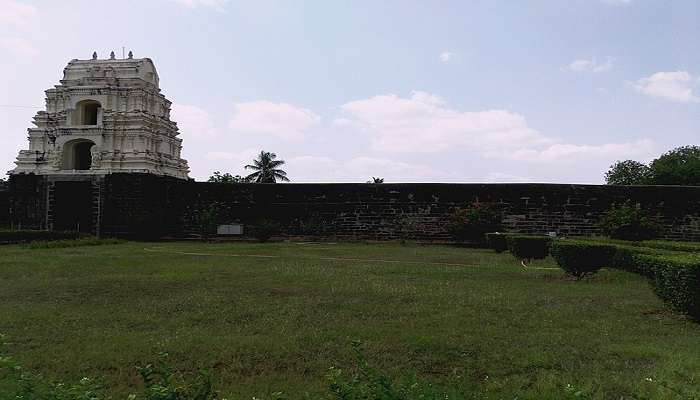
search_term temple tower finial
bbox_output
[92,51,97,60]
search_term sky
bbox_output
[0,0,698,183]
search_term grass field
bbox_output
[1,241,699,399]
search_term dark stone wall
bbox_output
[6,173,699,241]
[0,185,9,229]
[100,173,183,238]
[7,175,47,230]
[97,174,700,241]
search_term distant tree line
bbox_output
[208,151,289,183]
[605,145,700,186]
[207,150,387,184]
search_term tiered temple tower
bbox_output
[10,52,189,179]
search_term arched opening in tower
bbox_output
[62,140,95,170]
[73,142,93,170]
[73,100,101,126]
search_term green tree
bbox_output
[604,160,651,185]
[647,145,700,186]
[446,201,502,243]
[599,201,660,241]
[244,151,290,183]
[207,171,249,183]
[603,145,700,186]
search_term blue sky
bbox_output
[1,0,698,182]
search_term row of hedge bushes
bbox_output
[0,230,81,244]
[483,233,700,319]
[550,239,700,319]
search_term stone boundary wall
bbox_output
[96,174,700,241]
[0,186,9,228]
[5,175,46,231]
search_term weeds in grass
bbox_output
[1,337,217,400]
[21,238,124,249]
[0,335,456,400]
[2,333,700,399]
[326,340,457,400]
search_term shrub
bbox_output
[247,219,282,242]
[607,245,652,276]
[0,230,79,244]
[550,240,618,279]
[485,232,508,253]
[507,235,552,264]
[446,202,502,243]
[598,201,661,241]
[632,253,700,319]
[192,202,223,239]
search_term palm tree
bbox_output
[244,151,290,183]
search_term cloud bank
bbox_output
[632,71,699,103]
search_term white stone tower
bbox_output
[10,52,189,179]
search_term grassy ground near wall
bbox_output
[1,241,699,399]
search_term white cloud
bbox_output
[228,100,320,140]
[201,148,262,177]
[171,104,217,137]
[0,37,38,56]
[602,0,632,5]
[484,172,533,183]
[338,90,657,178]
[566,57,615,73]
[492,139,655,163]
[0,0,37,26]
[169,0,228,9]
[288,155,446,182]
[332,118,352,126]
[206,148,259,164]
[340,91,551,153]
[439,51,452,63]
[631,71,699,103]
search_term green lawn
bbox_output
[1,241,699,399]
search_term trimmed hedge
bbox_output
[551,238,700,319]
[485,233,508,253]
[550,240,618,279]
[0,230,79,244]
[639,240,700,253]
[506,235,552,262]
[633,252,700,319]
